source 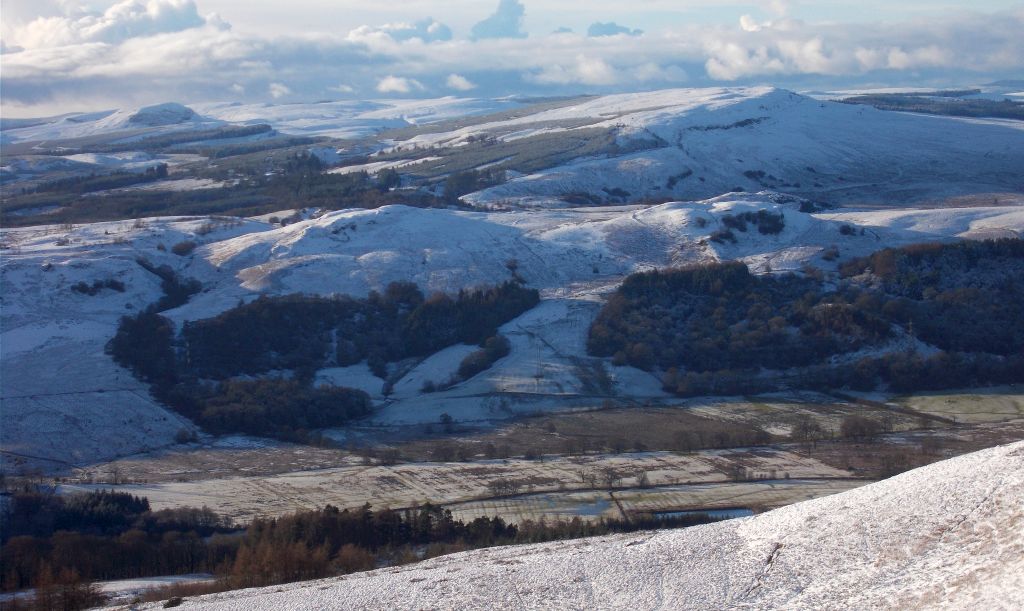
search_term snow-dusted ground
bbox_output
[0,216,272,468]
[3,197,1023,468]
[139,440,1024,610]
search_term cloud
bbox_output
[700,12,1020,81]
[2,2,1022,116]
[471,0,526,40]
[739,15,763,33]
[348,17,451,44]
[0,39,24,54]
[376,75,424,94]
[446,73,476,91]
[269,82,291,98]
[9,0,221,49]
[536,55,619,85]
[768,0,790,17]
[587,22,643,38]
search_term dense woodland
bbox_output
[1,490,236,595]
[1,488,721,604]
[590,239,1024,396]
[109,280,539,437]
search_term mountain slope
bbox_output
[158,440,1024,610]
[453,87,1024,207]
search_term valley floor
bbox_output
[57,389,1024,526]
[127,440,1024,610]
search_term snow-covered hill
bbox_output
[0,97,521,145]
[6,87,1021,208]
[1,103,218,144]
[142,440,1024,610]
[3,198,1024,466]
[441,87,1024,207]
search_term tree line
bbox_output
[2,488,723,606]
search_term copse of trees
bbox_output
[591,239,1024,397]
[1,490,236,592]
[443,168,503,203]
[839,239,1024,355]
[70,278,125,295]
[181,281,538,380]
[720,209,786,235]
[457,335,512,381]
[589,261,890,373]
[192,379,373,437]
[109,280,539,438]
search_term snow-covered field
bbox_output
[136,440,1024,610]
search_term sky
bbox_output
[1,0,1022,116]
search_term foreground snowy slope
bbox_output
[157,440,1024,610]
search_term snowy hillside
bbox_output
[6,87,1020,210]
[1,103,218,144]
[3,198,1023,465]
[0,216,271,467]
[446,87,1024,207]
[141,440,1024,610]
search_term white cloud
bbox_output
[768,0,790,17]
[471,0,526,40]
[376,75,423,94]
[348,17,451,44]
[9,0,220,49]
[269,82,291,98]
[2,2,1022,115]
[587,22,643,38]
[446,73,475,91]
[531,55,620,86]
[739,15,762,33]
